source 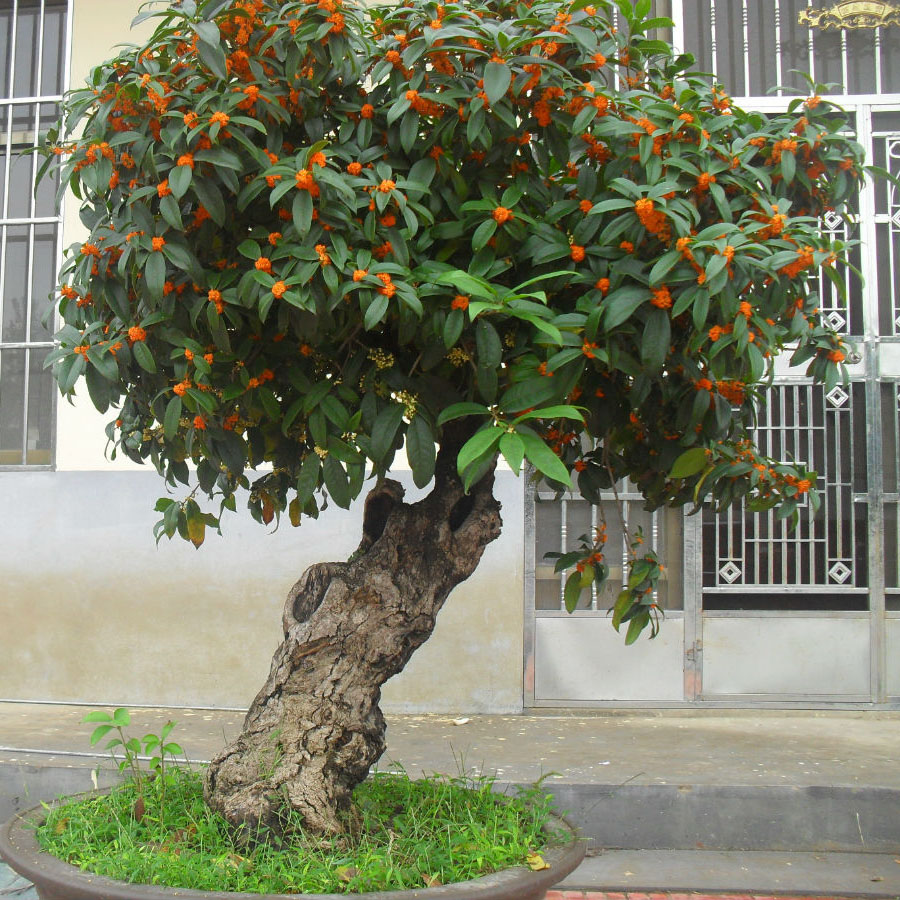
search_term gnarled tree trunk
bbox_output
[203,439,502,835]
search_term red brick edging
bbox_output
[546,892,871,900]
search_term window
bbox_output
[0,0,68,467]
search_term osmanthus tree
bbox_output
[43,0,862,834]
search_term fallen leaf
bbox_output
[53,817,69,835]
[452,717,470,726]
[336,866,359,883]
[133,796,146,822]
[423,874,442,887]
[526,852,550,871]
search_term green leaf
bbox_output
[472,217,498,253]
[406,414,436,488]
[164,395,182,440]
[640,307,670,371]
[780,149,795,184]
[111,708,131,727]
[519,432,571,486]
[603,285,648,329]
[669,447,708,479]
[475,318,502,368]
[293,189,313,235]
[169,164,192,199]
[456,427,503,475]
[369,403,405,464]
[499,431,525,473]
[196,38,228,80]
[364,292,389,330]
[443,308,464,348]
[483,61,512,105]
[89,724,114,745]
[611,590,632,631]
[436,402,490,426]
[296,453,321,503]
[144,250,166,301]
[513,405,584,424]
[625,609,651,645]
[132,340,157,373]
[563,571,582,613]
[323,455,351,508]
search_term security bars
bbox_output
[0,0,69,467]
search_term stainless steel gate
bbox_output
[525,2,900,708]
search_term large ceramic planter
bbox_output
[0,798,585,900]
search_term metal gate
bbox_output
[525,1,900,708]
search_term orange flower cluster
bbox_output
[716,380,745,405]
[634,197,667,237]
[376,272,395,298]
[404,89,444,117]
[779,246,815,278]
[650,286,672,309]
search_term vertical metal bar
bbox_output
[21,2,47,463]
[774,0,783,97]
[1,0,20,460]
[682,509,702,701]
[559,498,568,610]
[36,0,45,97]
[651,509,659,605]
[766,384,775,583]
[709,0,717,79]
[793,385,801,585]
[807,9,815,83]
[840,27,848,93]
[522,474,537,708]
[741,0,750,97]
[874,27,882,96]
[808,384,816,585]
[857,106,886,702]
[780,386,788,584]
[48,0,74,470]
[669,0,685,54]
[590,502,598,610]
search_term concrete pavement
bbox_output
[1,703,899,896]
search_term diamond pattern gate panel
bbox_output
[702,382,869,610]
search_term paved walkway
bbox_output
[2,704,900,896]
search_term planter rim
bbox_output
[0,793,585,900]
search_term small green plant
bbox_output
[83,708,184,825]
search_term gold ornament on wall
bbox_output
[799,1,900,28]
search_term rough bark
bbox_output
[203,437,503,835]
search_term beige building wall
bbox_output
[0,0,526,715]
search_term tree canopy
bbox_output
[44,0,863,640]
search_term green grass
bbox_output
[36,768,562,894]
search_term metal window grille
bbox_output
[677,0,900,98]
[872,113,900,337]
[0,0,70,468]
[702,381,870,608]
[533,486,683,613]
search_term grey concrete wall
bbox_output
[0,470,525,713]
